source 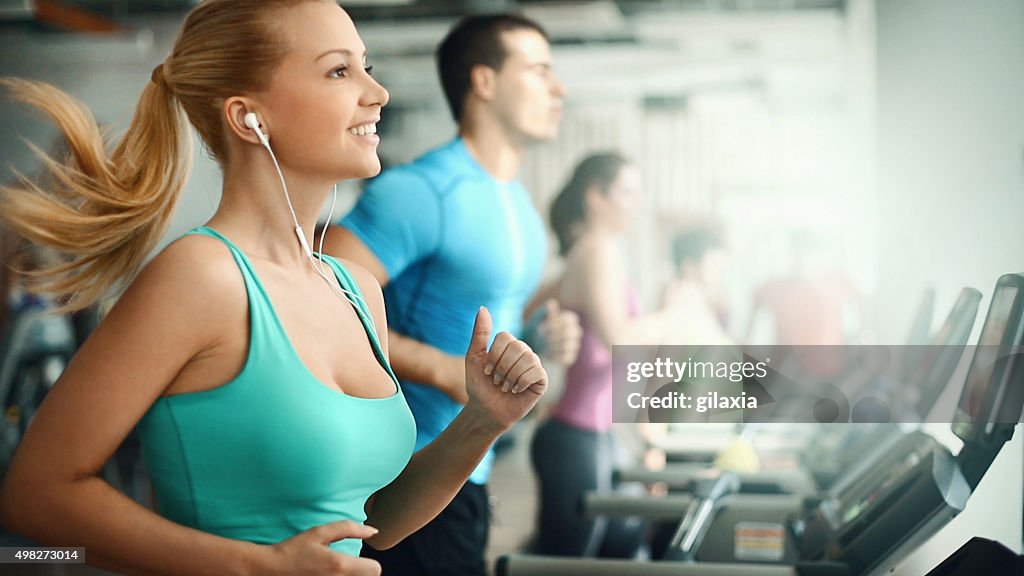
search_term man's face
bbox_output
[489,29,565,144]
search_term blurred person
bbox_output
[746,230,862,346]
[665,224,733,346]
[323,13,580,576]
[530,152,687,558]
[745,230,862,379]
[0,2,548,575]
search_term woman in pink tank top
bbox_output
[530,152,687,557]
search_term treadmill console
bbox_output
[952,274,1024,447]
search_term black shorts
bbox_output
[361,481,490,576]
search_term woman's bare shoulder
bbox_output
[142,234,243,291]
[334,256,385,304]
[113,233,247,333]
[567,233,622,277]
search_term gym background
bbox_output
[1,0,1021,574]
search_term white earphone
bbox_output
[243,112,268,146]
[244,111,376,332]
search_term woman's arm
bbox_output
[1,239,259,575]
[362,401,504,550]
[343,262,492,547]
[350,294,546,549]
[0,239,377,576]
[521,278,583,367]
[574,234,676,348]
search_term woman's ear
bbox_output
[583,183,606,217]
[224,97,265,145]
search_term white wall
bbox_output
[873,0,1024,343]
[875,0,1024,566]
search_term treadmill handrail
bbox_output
[496,554,804,576]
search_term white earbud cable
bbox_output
[259,138,377,335]
[315,184,339,278]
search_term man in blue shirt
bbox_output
[325,13,580,576]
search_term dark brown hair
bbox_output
[436,13,548,122]
[549,152,631,257]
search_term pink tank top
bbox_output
[552,287,640,432]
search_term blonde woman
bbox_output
[0,2,546,575]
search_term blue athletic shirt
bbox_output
[341,137,547,484]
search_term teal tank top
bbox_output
[137,226,416,556]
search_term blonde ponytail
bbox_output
[0,77,192,312]
[1,75,193,311]
[1,0,333,312]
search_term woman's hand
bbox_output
[463,307,548,433]
[524,299,582,366]
[265,521,382,576]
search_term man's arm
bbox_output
[324,225,468,403]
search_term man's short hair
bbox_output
[672,226,724,269]
[436,13,549,122]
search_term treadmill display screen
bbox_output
[952,284,1019,440]
[909,289,981,419]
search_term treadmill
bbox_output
[497,273,1024,576]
